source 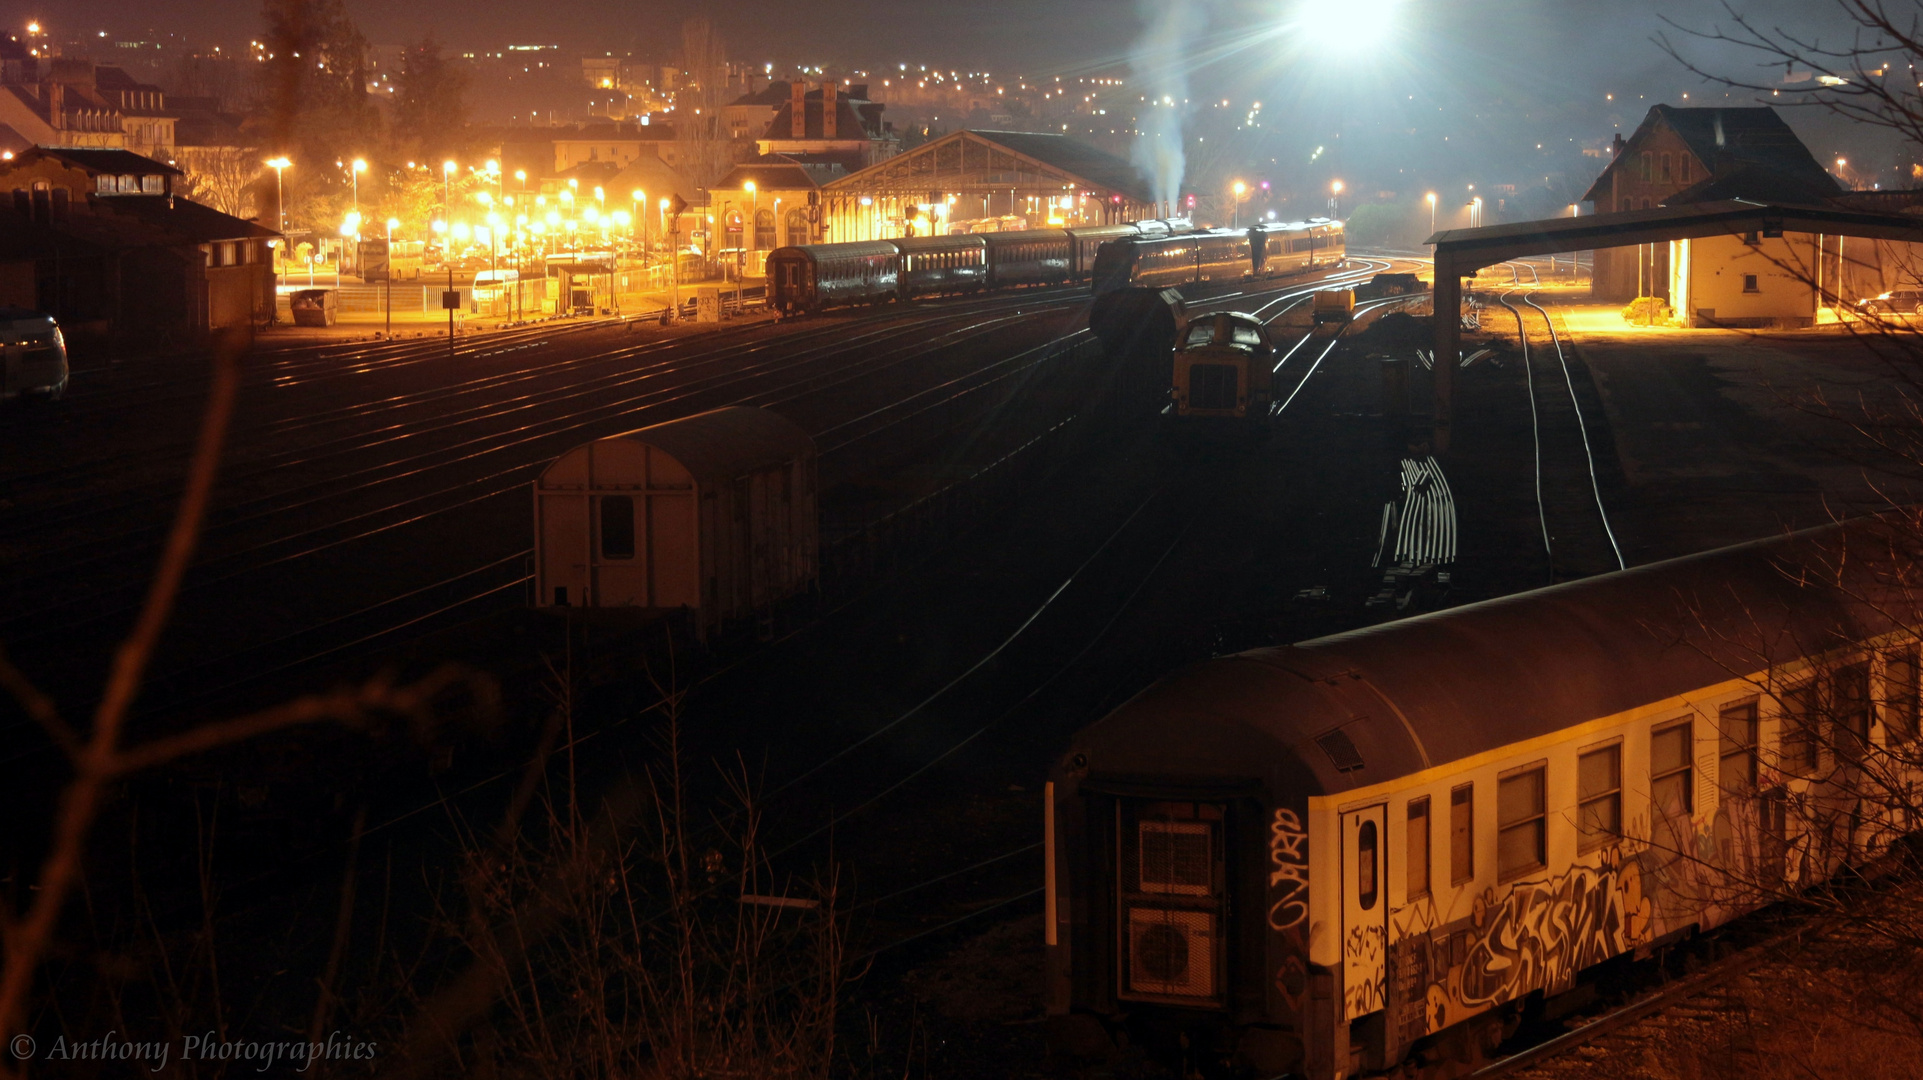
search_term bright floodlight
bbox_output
[1290,0,1399,52]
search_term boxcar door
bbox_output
[1341,805,1388,1020]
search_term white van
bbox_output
[1,309,67,400]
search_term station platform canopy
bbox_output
[820,130,1158,240]
[1423,199,1923,448]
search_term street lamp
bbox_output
[384,216,399,337]
[266,156,292,284]
[1330,179,1344,217]
[1231,179,1246,227]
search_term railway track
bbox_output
[0,267,1372,750]
[1474,923,1808,1079]
[1494,289,1624,582]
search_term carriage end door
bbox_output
[1341,804,1388,1020]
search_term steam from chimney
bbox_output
[1129,0,1198,208]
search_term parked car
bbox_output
[0,309,67,401]
[1857,288,1923,313]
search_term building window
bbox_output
[1577,743,1621,851]
[1497,765,1547,879]
[1639,151,1652,182]
[1651,721,1694,817]
[1742,274,1761,293]
[1836,662,1871,760]
[1719,701,1759,797]
[1661,152,1672,182]
[1887,649,1920,744]
[1407,797,1430,899]
[1450,784,1474,884]
[755,208,776,250]
[1782,682,1819,774]
[1679,156,1691,184]
[598,495,635,559]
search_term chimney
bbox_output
[791,80,807,138]
[44,81,63,126]
[822,79,837,139]
[1610,133,1625,158]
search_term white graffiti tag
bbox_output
[1268,808,1309,930]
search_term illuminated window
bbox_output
[1497,765,1546,879]
[1578,742,1621,851]
[1651,721,1694,816]
[1406,797,1430,898]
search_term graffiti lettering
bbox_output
[1457,856,1632,1008]
[1267,808,1309,930]
[1344,924,1387,1017]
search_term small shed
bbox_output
[534,406,818,638]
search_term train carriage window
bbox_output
[1651,721,1694,816]
[1578,742,1622,851]
[1836,662,1871,760]
[1887,649,1920,745]
[1407,797,1431,899]
[1356,820,1379,910]
[1450,785,1474,885]
[1719,701,1760,797]
[598,495,635,560]
[1782,683,1819,774]
[1497,764,1547,879]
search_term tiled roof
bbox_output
[1582,105,1840,204]
[27,147,183,176]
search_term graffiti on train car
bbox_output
[1268,808,1309,930]
[1456,852,1637,1007]
[1344,924,1388,1016]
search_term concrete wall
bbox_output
[1671,233,1819,327]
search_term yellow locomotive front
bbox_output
[1171,311,1276,423]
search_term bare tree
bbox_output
[175,146,262,218]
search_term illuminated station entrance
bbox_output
[821,129,1157,241]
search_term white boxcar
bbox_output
[534,406,817,638]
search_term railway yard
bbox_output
[3,254,1919,1078]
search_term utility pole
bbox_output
[447,262,456,359]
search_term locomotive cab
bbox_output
[1171,311,1276,423]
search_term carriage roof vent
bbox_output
[1314,728,1365,773]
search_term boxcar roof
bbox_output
[1072,518,1920,800]
[553,407,814,488]
[770,242,900,262]
[979,228,1070,248]
[893,234,987,253]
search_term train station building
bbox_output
[818,129,1156,242]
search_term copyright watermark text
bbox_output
[8,1030,378,1072]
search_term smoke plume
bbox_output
[1129,0,1198,209]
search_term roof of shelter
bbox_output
[103,195,279,241]
[1427,198,1923,271]
[826,129,1151,204]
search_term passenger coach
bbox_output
[1047,517,1923,1079]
